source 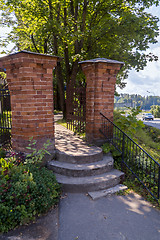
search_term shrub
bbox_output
[107,110,160,205]
[0,162,61,233]
[0,148,6,158]
[151,105,160,118]
[0,142,61,233]
[25,138,52,165]
[113,109,160,162]
[113,107,144,138]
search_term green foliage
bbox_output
[1,0,159,115]
[114,107,144,138]
[122,172,160,207]
[101,143,111,154]
[0,0,159,89]
[151,105,160,118]
[0,164,61,233]
[101,143,122,164]
[26,138,51,165]
[113,109,160,162]
[56,118,85,138]
[145,125,160,143]
[54,110,63,115]
[134,128,160,160]
[115,93,160,110]
[105,142,160,206]
[0,157,13,178]
[135,125,160,162]
[0,72,6,84]
[0,148,6,158]
[0,141,61,233]
[56,119,67,128]
[107,109,160,205]
[0,72,7,88]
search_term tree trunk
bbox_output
[55,62,66,118]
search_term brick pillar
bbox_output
[79,58,124,144]
[0,51,60,152]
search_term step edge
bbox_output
[55,149,103,163]
[88,184,128,200]
[47,157,114,171]
[55,170,124,184]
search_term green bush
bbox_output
[151,105,160,118]
[109,109,160,205]
[114,107,144,138]
[0,148,6,158]
[0,163,61,233]
[0,141,61,233]
[25,137,52,165]
[113,109,160,162]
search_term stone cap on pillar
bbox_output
[0,50,63,70]
[0,50,63,67]
[79,58,124,68]
[0,50,62,61]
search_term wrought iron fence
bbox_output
[66,80,86,134]
[0,89,11,146]
[99,112,160,201]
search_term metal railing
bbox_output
[99,112,160,201]
[0,89,12,146]
[66,81,86,134]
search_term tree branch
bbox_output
[31,34,40,53]
[80,0,88,50]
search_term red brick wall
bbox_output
[0,51,58,152]
[80,60,123,144]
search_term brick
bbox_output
[47,68,53,74]
[81,59,122,143]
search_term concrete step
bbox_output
[55,169,124,193]
[55,124,103,164]
[88,184,128,200]
[47,154,114,177]
[55,146,103,164]
[55,147,103,164]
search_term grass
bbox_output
[56,118,86,139]
[102,110,160,208]
[113,110,160,164]
[56,118,67,128]
[107,146,160,208]
[54,110,63,115]
[133,126,160,163]
[121,175,160,209]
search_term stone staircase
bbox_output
[47,124,126,197]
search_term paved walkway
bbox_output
[55,123,101,157]
[59,192,160,240]
[1,116,160,239]
[1,192,160,240]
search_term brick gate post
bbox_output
[79,58,124,144]
[0,51,60,152]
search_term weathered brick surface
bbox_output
[0,51,59,152]
[80,60,123,144]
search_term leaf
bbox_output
[26,147,32,150]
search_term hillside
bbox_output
[114,94,160,110]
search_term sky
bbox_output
[0,5,160,97]
[117,5,160,97]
